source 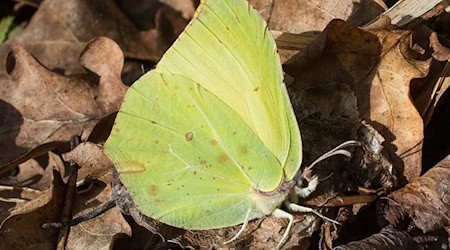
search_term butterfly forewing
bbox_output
[156,0,300,174]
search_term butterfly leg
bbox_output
[285,203,340,225]
[224,208,252,244]
[271,208,294,249]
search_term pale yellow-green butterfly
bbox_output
[104,0,313,248]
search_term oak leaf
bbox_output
[0,37,127,174]
[285,20,429,183]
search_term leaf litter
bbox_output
[0,37,127,175]
[0,0,450,249]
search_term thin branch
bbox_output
[56,136,81,250]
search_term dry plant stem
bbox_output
[70,197,116,225]
[0,185,42,202]
[56,136,81,250]
[304,195,378,207]
[271,30,318,50]
[41,197,117,229]
[423,60,450,125]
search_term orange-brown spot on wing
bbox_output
[210,139,218,145]
[185,132,194,141]
[155,140,159,145]
[117,161,146,174]
[253,86,260,92]
[217,153,229,165]
[148,185,159,196]
[240,146,248,154]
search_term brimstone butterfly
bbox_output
[105,0,305,247]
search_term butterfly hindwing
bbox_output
[104,72,283,229]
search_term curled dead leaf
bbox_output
[0,152,66,190]
[248,0,385,63]
[383,154,450,233]
[430,32,450,61]
[0,185,42,223]
[335,226,420,250]
[66,172,131,250]
[0,37,127,174]
[0,0,188,75]
[350,121,396,191]
[290,82,359,169]
[62,142,114,181]
[285,19,428,183]
[0,170,66,249]
[160,0,196,20]
[263,0,385,33]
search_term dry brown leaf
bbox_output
[0,170,66,249]
[430,32,450,61]
[411,60,447,120]
[115,0,166,30]
[255,0,386,32]
[66,172,131,250]
[12,0,42,10]
[0,151,65,190]
[335,226,420,250]
[0,37,127,174]
[414,61,450,127]
[410,18,450,126]
[160,0,196,19]
[185,215,316,250]
[63,142,114,182]
[290,81,359,167]
[433,12,450,41]
[0,0,188,75]
[383,154,450,233]
[0,185,42,223]
[247,0,274,21]
[248,0,386,63]
[350,121,396,191]
[0,153,130,249]
[284,20,428,183]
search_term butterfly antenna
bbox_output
[305,140,361,173]
[297,140,348,197]
[272,209,294,249]
[224,208,252,245]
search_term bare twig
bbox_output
[70,197,116,225]
[56,136,81,250]
[304,195,378,208]
[42,197,117,229]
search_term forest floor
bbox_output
[0,0,450,249]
